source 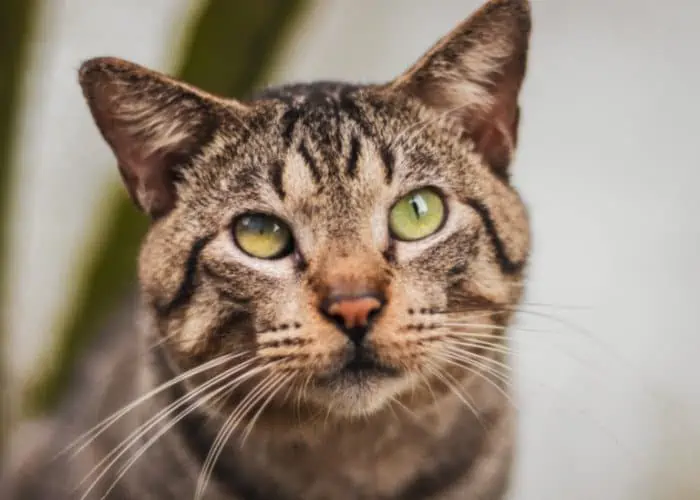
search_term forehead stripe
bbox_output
[297,141,322,185]
[379,145,395,184]
[280,107,300,146]
[346,135,361,177]
[269,160,286,200]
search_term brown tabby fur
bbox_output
[3,1,532,498]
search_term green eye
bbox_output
[233,214,293,259]
[389,188,446,241]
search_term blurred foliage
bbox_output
[0,0,39,458]
[25,0,311,414]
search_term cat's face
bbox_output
[79,0,531,417]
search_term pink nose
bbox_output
[324,295,383,331]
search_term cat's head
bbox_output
[79,0,531,418]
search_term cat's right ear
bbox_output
[79,57,247,218]
[388,0,531,178]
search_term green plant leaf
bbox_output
[0,0,39,461]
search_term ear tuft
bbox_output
[391,0,531,178]
[79,57,225,217]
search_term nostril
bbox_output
[328,311,349,329]
[366,305,381,324]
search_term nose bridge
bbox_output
[316,243,388,298]
[314,243,389,344]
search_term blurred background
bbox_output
[0,1,698,499]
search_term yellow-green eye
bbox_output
[389,188,446,241]
[233,214,293,259]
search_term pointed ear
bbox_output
[79,57,242,217]
[390,0,531,178]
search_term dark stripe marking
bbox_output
[467,199,525,275]
[338,90,375,138]
[346,135,361,177]
[156,234,215,316]
[448,264,466,276]
[269,160,286,200]
[332,99,343,152]
[280,107,300,146]
[297,141,322,184]
[379,145,395,184]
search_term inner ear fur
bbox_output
[390,0,531,178]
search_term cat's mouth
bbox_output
[344,352,398,377]
[322,345,401,383]
[307,345,408,417]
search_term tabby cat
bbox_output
[4,0,532,498]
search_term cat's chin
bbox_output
[309,372,413,418]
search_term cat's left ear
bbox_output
[79,57,247,218]
[389,0,531,177]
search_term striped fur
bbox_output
[4,1,532,498]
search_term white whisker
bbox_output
[97,362,268,500]
[58,351,247,461]
[78,358,258,499]
[195,371,284,500]
[421,359,484,427]
[240,373,294,443]
[434,351,516,411]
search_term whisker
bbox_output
[438,348,512,386]
[436,310,499,322]
[78,359,259,499]
[440,346,513,388]
[68,330,227,407]
[443,337,512,360]
[296,372,313,424]
[395,397,419,419]
[442,322,508,330]
[443,323,618,378]
[385,396,401,421]
[445,305,609,355]
[195,371,283,500]
[432,351,517,411]
[442,328,539,340]
[98,362,268,500]
[519,301,592,311]
[241,373,295,443]
[445,334,645,458]
[420,359,484,428]
[58,351,247,461]
[445,330,613,385]
[416,369,439,408]
[322,387,339,430]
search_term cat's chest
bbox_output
[227,406,484,500]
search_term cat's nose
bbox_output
[321,294,384,343]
